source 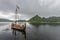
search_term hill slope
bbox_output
[0,18,12,22]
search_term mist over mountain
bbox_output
[46,16,60,20]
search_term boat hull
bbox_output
[11,23,26,31]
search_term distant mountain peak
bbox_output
[35,15,39,16]
[29,15,41,21]
[33,15,41,18]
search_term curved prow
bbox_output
[11,23,14,27]
[22,23,26,30]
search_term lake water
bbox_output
[0,22,60,40]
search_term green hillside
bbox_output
[0,18,12,22]
[29,15,60,23]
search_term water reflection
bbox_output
[30,23,40,27]
[12,30,16,40]
[1,22,60,40]
[12,29,26,40]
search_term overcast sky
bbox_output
[0,0,60,20]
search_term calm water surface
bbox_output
[0,22,60,40]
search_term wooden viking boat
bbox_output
[11,5,26,31]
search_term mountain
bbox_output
[29,15,42,23]
[29,15,41,20]
[29,15,60,23]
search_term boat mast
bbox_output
[14,5,20,23]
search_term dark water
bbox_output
[0,22,60,40]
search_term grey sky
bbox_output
[0,0,60,20]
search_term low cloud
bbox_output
[0,0,60,20]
